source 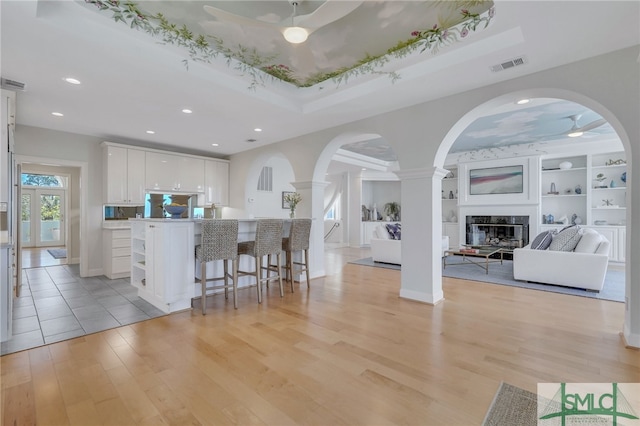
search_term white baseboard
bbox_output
[85,268,103,277]
[399,288,444,305]
[623,324,640,348]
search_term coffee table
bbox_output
[443,247,504,274]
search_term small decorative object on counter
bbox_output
[621,171,626,183]
[547,214,554,224]
[548,182,558,194]
[610,180,617,188]
[449,190,454,199]
[574,184,582,194]
[283,192,302,219]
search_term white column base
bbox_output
[399,288,444,305]
[623,325,640,348]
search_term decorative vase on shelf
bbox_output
[574,185,582,194]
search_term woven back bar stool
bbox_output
[195,219,239,313]
[282,218,312,292]
[237,219,284,304]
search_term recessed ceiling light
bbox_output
[146,130,155,134]
[516,98,530,105]
[182,109,192,114]
[361,168,367,171]
[211,143,219,147]
[64,77,81,85]
[567,131,583,138]
[51,112,64,117]
[254,128,262,132]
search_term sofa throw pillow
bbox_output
[385,223,401,240]
[574,229,603,254]
[548,225,582,252]
[530,230,556,250]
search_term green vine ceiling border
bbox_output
[84,0,494,90]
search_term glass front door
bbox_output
[21,188,65,247]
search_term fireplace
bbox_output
[465,215,529,249]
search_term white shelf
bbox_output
[592,206,625,210]
[592,164,626,170]
[592,187,626,191]
[541,166,587,173]
[541,194,586,198]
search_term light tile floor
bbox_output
[1,264,166,355]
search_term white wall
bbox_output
[246,154,296,219]
[15,126,103,275]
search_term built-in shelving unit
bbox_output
[442,166,459,247]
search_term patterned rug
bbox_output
[47,248,67,259]
[483,382,537,426]
[349,257,624,302]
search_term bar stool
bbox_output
[195,219,239,313]
[237,219,284,304]
[282,218,312,292]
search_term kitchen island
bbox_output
[129,218,295,313]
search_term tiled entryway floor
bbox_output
[1,264,166,355]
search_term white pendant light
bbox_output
[283,1,308,44]
[284,26,308,44]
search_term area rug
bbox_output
[349,257,624,302]
[482,382,537,426]
[47,248,67,259]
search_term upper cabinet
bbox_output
[103,142,228,205]
[204,160,229,206]
[103,144,146,204]
[145,152,204,193]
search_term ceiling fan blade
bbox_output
[577,118,607,133]
[203,5,277,30]
[294,0,364,32]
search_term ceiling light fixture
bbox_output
[64,77,81,85]
[51,112,64,117]
[211,143,219,147]
[254,128,262,132]
[516,98,530,105]
[146,130,155,134]
[283,2,308,44]
[182,109,193,114]
[567,131,583,138]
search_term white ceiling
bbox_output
[1,1,638,160]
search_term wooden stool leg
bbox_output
[288,250,294,292]
[232,258,238,309]
[304,249,310,288]
[201,261,207,315]
[277,253,284,297]
[255,257,262,304]
[223,260,229,299]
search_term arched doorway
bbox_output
[434,90,634,345]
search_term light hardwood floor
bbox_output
[2,247,638,425]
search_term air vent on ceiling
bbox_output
[489,56,528,73]
[1,78,26,91]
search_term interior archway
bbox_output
[433,90,633,343]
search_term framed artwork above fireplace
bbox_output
[469,165,524,195]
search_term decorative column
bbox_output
[290,180,329,281]
[395,167,449,304]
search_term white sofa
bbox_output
[370,224,449,265]
[513,227,610,291]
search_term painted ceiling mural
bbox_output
[339,99,616,162]
[83,0,494,87]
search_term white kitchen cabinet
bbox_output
[103,144,145,204]
[102,228,131,279]
[204,159,229,206]
[145,152,204,193]
[130,220,194,313]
